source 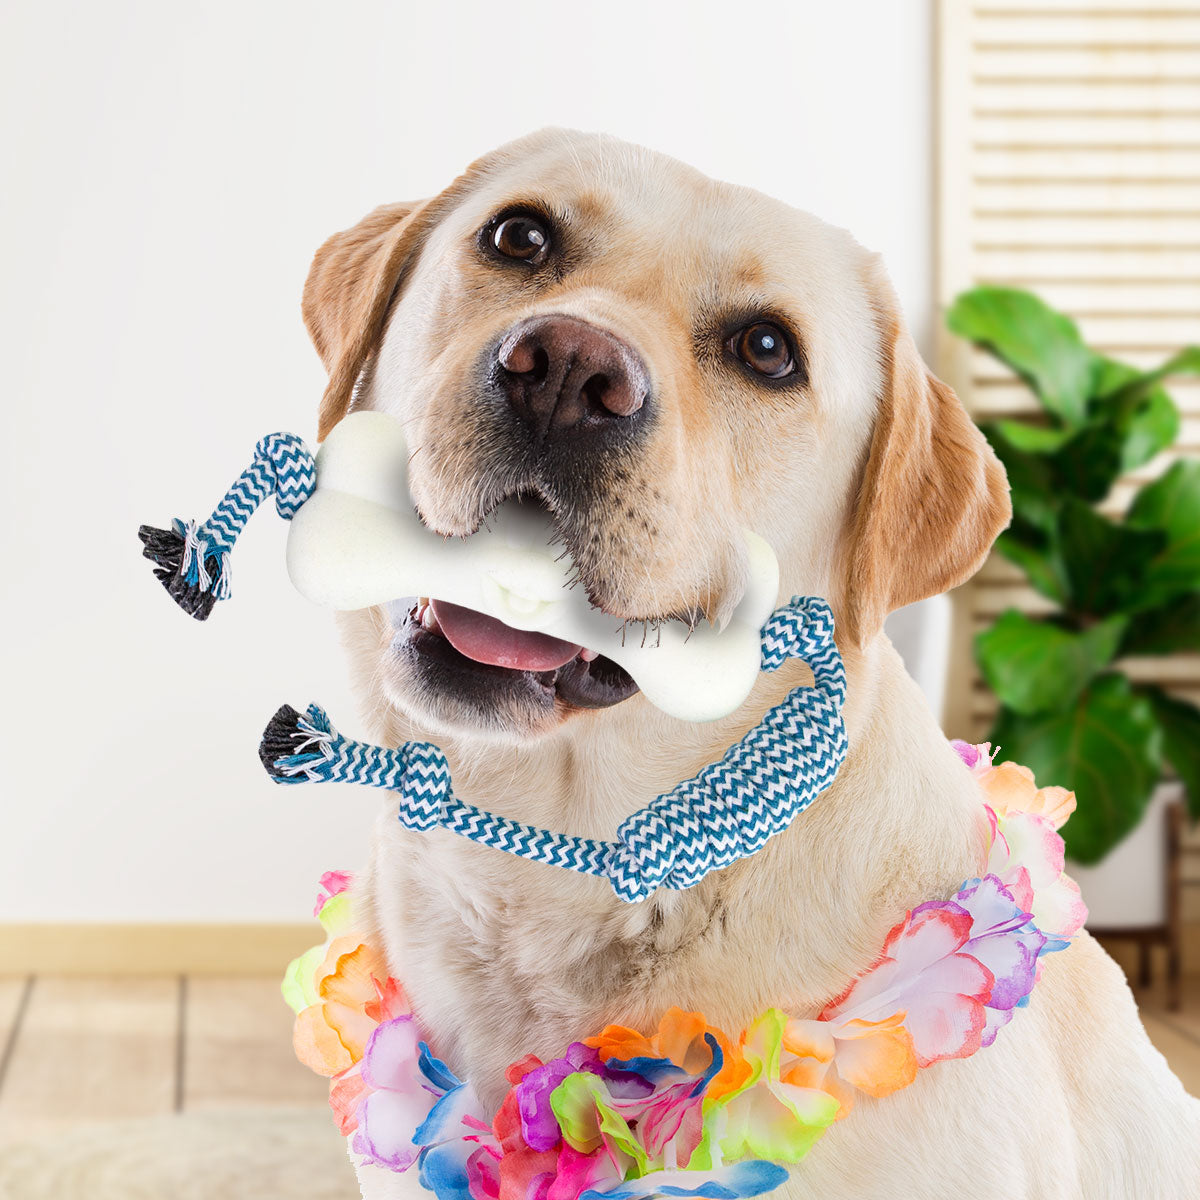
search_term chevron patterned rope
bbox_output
[138,431,316,620]
[260,596,848,903]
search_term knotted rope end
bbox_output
[138,431,315,622]
[259,703,336,784]
[137,518,227,620]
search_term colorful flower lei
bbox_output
[282,743,1086,1200]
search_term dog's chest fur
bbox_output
[357,645,985,1114]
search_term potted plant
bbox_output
[945,287,1200,922]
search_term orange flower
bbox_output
[585,1007,751,1100]
[782,1014,916,1118]
[293,938,404,1076]
[977,760,1076,831]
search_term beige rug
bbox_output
[0,1108,355,1199]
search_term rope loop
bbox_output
[256,432,317,521]
[395,744,453,832]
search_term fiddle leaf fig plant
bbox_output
[947,287,1200,865]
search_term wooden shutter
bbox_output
[935,0,1200,742]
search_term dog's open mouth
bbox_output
[395,595,639,710]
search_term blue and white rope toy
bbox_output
[138,431,315,619]
[259,596,845,902]
[139,414,849,902]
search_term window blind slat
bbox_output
[974,145,1200,179]
[973,246,1200,278]
[977,81,1200,111]
[974,47,1200,79]
[975,181,1200,212]
[974,13,1200,44]
[975,213,1200,244]
[974,2,1200,14]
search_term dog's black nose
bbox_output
[496,315,650,438]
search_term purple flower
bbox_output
[351,1016,488,1174]
[956,875,1046,1012]
[517,1042,651,1152]
[951,739,984,769]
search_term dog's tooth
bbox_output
[422,605,440,633]
[580,648,599,662]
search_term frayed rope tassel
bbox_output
[258,597,848,902]
[138,432,316,619]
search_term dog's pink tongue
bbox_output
[430,598,583,671]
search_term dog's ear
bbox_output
[302,200,438,440]
[839,275,1011,648]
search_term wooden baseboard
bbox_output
[0,924,317,976]
[2,922,1198,979]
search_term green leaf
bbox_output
[993,419,1075,453]
[1126,461,1200,604]
[1120,592,1200,657]
[1046,355,1188,500]
[993,530,1069,606]
[1096,346,1200,410]
[946,287,1096,426]
[990,674,1162,864]
[1121,386,1182,474]
[1058,498,1166,615]
[976,610,1126,714]
[1049,422,1126,504]
[1143,686,1200,821]
[1089,356,1182,476]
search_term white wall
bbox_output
[0,0,933,922]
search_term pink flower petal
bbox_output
[314,870,353,917]
[1032,875,1088,940]
[951,740,983,769]
[904,986,988,1066]
[825,905,974,1021]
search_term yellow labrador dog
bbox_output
[301,130,1200,1199]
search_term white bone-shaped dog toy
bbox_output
[290,413,779,722]
[138,410,780,722]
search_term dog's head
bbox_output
[303,130,1009,741]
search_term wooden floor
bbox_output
[0,975,326,1146]
[0,972,1198,1147]
[1133,979,1200,1099]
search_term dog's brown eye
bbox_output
[492,215,550,263]
[731,322,795,379]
